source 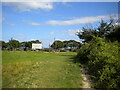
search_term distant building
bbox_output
[32,43,42,50]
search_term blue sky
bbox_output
[2,2,118,48]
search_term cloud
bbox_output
[3,2,53,12]
[8,23,16,26]
[5,22,16,26]
[46,14,117,25]
[1,0,119,2]
[62,29,82,36]
[50,31,55,35]
[30,39,37,41]
[41,38,54,48]
[30,22,41,25]
[28,14,117,26]
[0,18,4,22]
[56,38,82,43]
[15,34,26,41]
[0,18,16,25]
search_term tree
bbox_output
[76,26,97,43]
[51,40,63,49]
[51,40,81,49]
[67,40,81,49]
[106,25,120,42]
[0,41,9,50]
[63,41,69,49]
[76,19,116,43]
[20,40,42,50]
[31,40,41,43]
[8,38,20,51]
[97,19,115,37]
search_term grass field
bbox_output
[2,51,82,88]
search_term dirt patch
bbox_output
[81,65,91,88]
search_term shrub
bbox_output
[76,42,91,63]
[60,49,66,52]
[77,37,119,88]
[71,49,79,52]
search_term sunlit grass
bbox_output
[2,51,82,88]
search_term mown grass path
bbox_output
[2,51,82,88]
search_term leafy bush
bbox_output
[76,42,91,63]
[42,49,51,52]
[71,49,79,52]
[77,37,119,88]
[60,49,66,52]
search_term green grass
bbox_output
[2,51,82,88]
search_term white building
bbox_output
[32,43,42,50]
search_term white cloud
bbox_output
[30,22,41,25]
[0,17,17,26]
[50,31,55,35]
[0,18,4,22]
[55,38,71,41]
[62,29,82,36]
[30,39,37,41]
[54,38,82,43]
[15,34,26,41]
[26,14,118,26]
[1,0,119,2]
[3,2,53,12]
[8,23,16,26]
[41,38,54,48]
[46,14,117,25]
[28,14,118,26]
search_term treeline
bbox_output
[51,40,81,49]
[0,38,41,51]
[76,19,120,88]
[1,38,81,51]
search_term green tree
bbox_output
[51,40,81,49]
[76,26,97,43]
[63,41,69,49]
[97,19,115,37]
[8,38,20,51]
[21,40,42,50]
[76,19,116,43]
[0,41,9,50]
[106,25,120,42]
[68,40,81,49]
[31,40,41,43]
[51,40,63,49]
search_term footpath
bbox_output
[81,65,91,88]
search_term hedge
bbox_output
[77,37,119,88]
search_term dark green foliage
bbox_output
[70,48,79,52]
[97,19,114,37]
[63,41,69,49]
[77,37,119,88]
[106,26,120,42]
[76,26,97,43]
[76,19,119,43]
[51,40,63,49]
[76,19,120,88]
[21,40,41,49]
[51,40,81,49]
[8,38,20,51]
[67,40,81,49]
[60,49,66,52]
[0,41,9,50]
